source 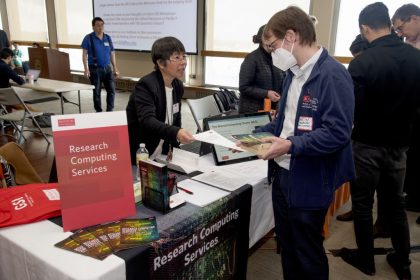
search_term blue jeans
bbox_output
[89,64,115,112]
[351,141,410,265]
[272,166,329,280]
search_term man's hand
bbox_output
[267,90,281,102]
[84,69,90,78]
[177,128,195,144]
[113,68,120,77]
[260,136,292,160]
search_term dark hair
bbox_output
[151,37,185,70]
[349,34,368,55]
[253,25,266,44]
[392,4,420,23]
[92,17,104,26]
[264,6,316,46]
[359,2,391,30]
[32,42,40,47]
[0,48,13,59]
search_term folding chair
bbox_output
[0,87,50,144]
[186,95,221,132]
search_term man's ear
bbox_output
[284,29,297,43]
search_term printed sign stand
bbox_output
[52,111,136,231]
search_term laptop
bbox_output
[202,112,272,166]
[26,69,41,81]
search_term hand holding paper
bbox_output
[259,136,292,160]
[232,132,274,156]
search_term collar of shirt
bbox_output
[290,46,323,79]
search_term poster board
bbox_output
[52,111,136,231]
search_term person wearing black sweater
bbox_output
[340,3,420,279]
[238,25,285,114]
[126,37,195,164]
[0,48,25,88]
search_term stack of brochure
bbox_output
[55,217,159,260]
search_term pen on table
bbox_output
[178,186,194,195]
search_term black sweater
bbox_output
[238,46,284,113]
[0,60,25,88]
[349,34,420,147]
[126,70,183,163]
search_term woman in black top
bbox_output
[238,25,285,114]
[126,37,195,164]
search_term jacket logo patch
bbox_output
[302,95,319,112]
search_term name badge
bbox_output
[104,42,110,47]
[173,103,179,114]
[297,116,313,131]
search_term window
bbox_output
[55,1,93,71]
[334,0,410,57]
[6,0,48,42]
[204,0,310,87]
[55,0,93,45]
[59,48,84,72]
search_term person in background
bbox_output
[31,42,42,48]
[238,25,284,114]
[126,36,195,164]
[0,29,10,50]
[0,48,25,88]
[81,17,119,112]
[336,34,392,240]
[253,7,355,279]
[11,42,28,74]
[392,3,420,226]
[340,3,420,279]
[335,34,367,222]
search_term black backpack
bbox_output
[214,87,239,112]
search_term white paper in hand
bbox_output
[194,130,245,151]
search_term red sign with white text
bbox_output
[52,112,135,231]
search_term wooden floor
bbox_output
[2,88,419,279]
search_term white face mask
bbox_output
[271,39,297,71]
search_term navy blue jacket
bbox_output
[260,49,355,209]
[0,60,25,88]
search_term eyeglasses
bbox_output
[265,38,280,52]
[394,21,407,34]
[169,55,188,63]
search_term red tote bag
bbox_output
[0,183,61,228]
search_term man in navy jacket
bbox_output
[256,6,355,280]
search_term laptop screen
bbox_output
[203,112,272,165]
[26,69,41,81]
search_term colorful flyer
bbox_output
[52,112,136,231]
[120,217,160,246]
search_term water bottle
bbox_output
[136,143,149,182]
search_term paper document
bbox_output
[156,148,199,174]
[191,169,250,192]
[177,179,229,207]
[194,130,245,151]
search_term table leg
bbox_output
[78,90,81,113]
[59,92,64,114]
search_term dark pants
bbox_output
[272,167,329,280]
[89,64,115,112]
[351,141,411,265]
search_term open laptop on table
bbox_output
[26,69,41,82]
[202,111,272,166]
